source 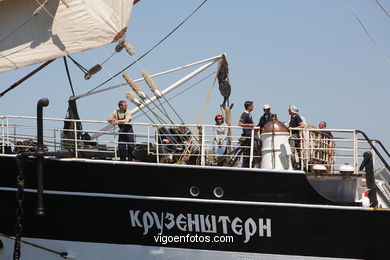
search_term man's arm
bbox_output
[107,111,118,125]
[118,110,132,124]
[238,113,254,127]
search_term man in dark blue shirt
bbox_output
[238,101,255,167]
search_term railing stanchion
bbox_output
[13,124,16,149]
[147,125,150,156]
[155,125,160,164]
[53,129,57,151]
[249,127,254,169]
[1,117,4,154]
[74,120,78,158]
[201,125,205,166]
[113,126,117,160]
[6,117,10,150]
[353,130,358,174]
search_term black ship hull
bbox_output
[1,154,389,259]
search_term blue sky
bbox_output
[0,0,389,147]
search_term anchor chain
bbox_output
[13,154,26,260]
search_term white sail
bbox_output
[0,0,135,73]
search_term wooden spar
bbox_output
[224,105,233,154]
[0,59,55,98]
[90,59,219,140]
[33,0,52,16]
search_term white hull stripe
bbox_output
[0,154,304,174]
[0,236,357,260]
[0,186,384,212]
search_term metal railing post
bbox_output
[147,124,150,155]
[249,127,254,169]
[155,125,160,164]
[113,126,117,160]
[74,119,78,158]
[201,125,206,166]
[13,125,16,149]
[1,117,4,154]
[304,128,309,171]
[353,130,358,174]
[6,117,10,149]
[53,129,57,151]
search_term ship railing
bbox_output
[289,127,390,205]
[0,115,153,160]
[354,130,390,207]
[290,127,388,174]
[151,123,258,167]
[0,115,259,168]
[1,115,388,175]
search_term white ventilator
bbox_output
[142,72,163,98]
[0,0,135,73]
[261,120,293,171]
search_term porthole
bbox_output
[213,187,224,198]
[189,186,200,197]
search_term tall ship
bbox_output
[1,0,390,259]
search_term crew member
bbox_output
[108,101,134,161]
[238,101,255,168]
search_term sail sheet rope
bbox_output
[374,0,390,18]
[133,71,215,121]
[29,0,129,89]
[344,0,390,66]
[86,0,209,94]
[63,57,75,96]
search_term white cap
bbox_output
[263,104,271,110]
[289,105,298,113]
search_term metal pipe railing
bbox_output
[1,115,387,173]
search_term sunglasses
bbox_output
[216,118,223,120]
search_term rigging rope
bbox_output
[86,0,209,94]
[133,71,215,120]
[196,60,221,125]
[63,57,75,96]
[32,0,124,88]
[0,60,55,98]
[374,0,390,18]
[0,17,33,45]
[344,0,390,66]
[67,55,88,74]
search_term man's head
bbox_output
[118,100,127,111]
[178,125,187,134]
[288,105,298,116]
[244,101,254,112]
[263,104,271,114]
[319,121,327,129]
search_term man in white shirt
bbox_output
[107,101,134,161]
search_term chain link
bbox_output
[13,154,26,260]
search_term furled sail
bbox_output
[0,0,136,73]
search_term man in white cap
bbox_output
[288,105,305,168]
[257,104,275,132]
